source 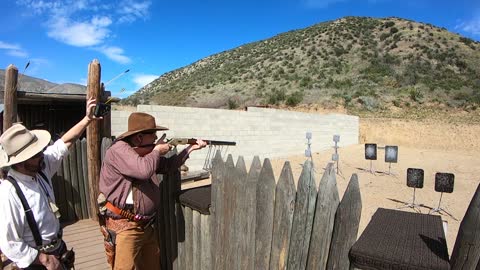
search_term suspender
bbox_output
[6,175,45,247]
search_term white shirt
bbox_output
[0,139,68,268]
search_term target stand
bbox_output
[385,145,398,176]
[429,173,456,220]
[364,143,377,174]
[332,135,341,175]
[398,168,425,212]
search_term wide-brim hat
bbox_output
[116,112,168,141]
[0,124,51,167]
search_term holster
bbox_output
[99,213,116,268]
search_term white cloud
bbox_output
[117,0,151,24]
[97,46,131,64]
[456,15,480,36]
[133,74,158,89]
[0,41,28,58]
[15,0,152,62]
[47,16,112,47]
[303,0,347,8]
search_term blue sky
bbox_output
[1,0,479,99]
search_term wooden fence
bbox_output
[51,138,91,222]
[156,150,362,270]
[51,136,112,223]
[51,137,362,269]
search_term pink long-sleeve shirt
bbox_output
[99,140,188,216]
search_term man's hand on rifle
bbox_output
[153,133,171,155]
[190,139,207,151]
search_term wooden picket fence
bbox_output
[156,150,362,270]
[51,137,362,269]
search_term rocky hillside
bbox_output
[126,17,479,115]
[0,69,86,94]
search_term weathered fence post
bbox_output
[255,159,276,269]
[211,150,225,270]
[242,156,261,270]
[326,173,362,270]
[288,159,317,270]
[269,162,296,270]
[450,183,480,269]
[86,59,101,221]
[306,162,339,270]
[3,64,18,132]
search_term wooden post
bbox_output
[100,85,111,138]
[3,64,18,132]
[86,59,101,221]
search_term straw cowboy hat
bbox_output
[0,124,51,167]
[116,112,168,141]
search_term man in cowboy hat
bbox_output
[99,112,206,270]
[0,97,100,270]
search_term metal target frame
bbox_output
[429,172,457,220]
[398,168,425,212]
[384,145,398,175]
[364,143,377,173]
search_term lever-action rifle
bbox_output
[167,138,236,147]
[133,136,236,157]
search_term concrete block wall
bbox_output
[111,105,359,171]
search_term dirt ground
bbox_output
[274,118,480,255]
[183,117,480,255]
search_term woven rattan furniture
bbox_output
[349,208,450,270]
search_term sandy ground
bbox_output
[183,117,480,256]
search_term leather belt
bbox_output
[105,201,151,222]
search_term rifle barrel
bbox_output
[205,139,236,146]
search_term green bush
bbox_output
[228,98,239,109]
[409,88,423,102]
[286,91,304,106]
[267,88,286,105]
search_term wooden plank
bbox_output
[169,169,180,270]
[326,173,362,270]
[211,150,225,270]
[157,173,167,270]
[53,166,68,222]
[255,158,276,270]
[76,140,88,219]
[269,162,296,270]
[184,207,193,270]
[81,139,91,218]
[69,139,82,220]
[222,155,236,268]
[192,210,201,270]
[161,172,172,269]
[450,183,480,269]
[233,156,248,270]
[200,214,212,270]
[240,156,261,270]
[176,205,186,270]
[288,159,317,270]
[306,162,339,270]
[62,152,75,222]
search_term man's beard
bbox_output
[25,160,45,174]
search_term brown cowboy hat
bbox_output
[116,112,168,141]
[0,124,51,167]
